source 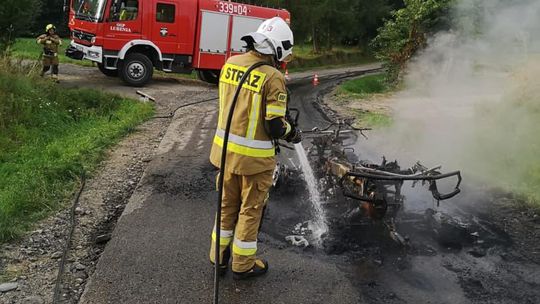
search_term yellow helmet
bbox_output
[45,24,56,32]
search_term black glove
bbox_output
[285,127,302,144]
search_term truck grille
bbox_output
[71,30,95,45]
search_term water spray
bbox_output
[275,120,463,246]
[294,142,328,244]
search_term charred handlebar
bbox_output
[341,170,462,201]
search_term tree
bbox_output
[371,0,452,84]
[33,0,69,36]
[244,0,393,53]
[350,0,403,46]
[0,0,41,53]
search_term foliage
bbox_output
[34,0,69,35]
[288,45,374,70]
[340,74,389,96]
[0,59,154,242]
[0,0,41,53]
[11,37,94,66]
[240,0,404,53]
[371,0,452,84]
[351,0,404,45]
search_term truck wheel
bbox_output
[98,63,118,77]
[119,53,153,87]
[197,69,220,85]
[196,70,208,82]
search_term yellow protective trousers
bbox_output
[209,169,273,272]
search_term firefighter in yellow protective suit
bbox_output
[37,24,62,81]
[209,17,301,280]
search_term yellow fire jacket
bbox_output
[36,34,62,56]
[210,51,289,176]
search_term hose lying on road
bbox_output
[153,97,218,119]
[53,173,86,304]
[213,61,271,304]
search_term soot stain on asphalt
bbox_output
[265,181,540,303]
[262,147,537,303]
[147,155,216,199]
[278,76,540,303]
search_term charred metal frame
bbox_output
[302,120,462,244]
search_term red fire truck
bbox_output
[65,0,290,86]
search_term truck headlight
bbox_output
[88,51,100,58]
[91,37,96,44]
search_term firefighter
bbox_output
[36,24,62,81]
[209,17,301,280]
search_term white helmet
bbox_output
[241,17,294,63]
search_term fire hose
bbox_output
[213,61,271,304]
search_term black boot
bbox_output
[233,259,269,280]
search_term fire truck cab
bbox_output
[66,0,290,86]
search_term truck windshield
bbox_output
[72,0,107,22]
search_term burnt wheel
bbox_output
[119,53,153,87]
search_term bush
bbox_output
[371,0,452,84]
[0,0,40,53]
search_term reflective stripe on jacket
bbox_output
[209,51,288,175]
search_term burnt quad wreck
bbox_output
[274,120,463,246]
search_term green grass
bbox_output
[155,70,197,80]
[339,74,389,96]
[352,109,392,128]
[336,74,393,129]
[0,59,154,242]
[10,37,94,66]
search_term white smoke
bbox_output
[360,0,540,201]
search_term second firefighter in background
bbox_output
[209,17,301,280]
[36,24,62,81]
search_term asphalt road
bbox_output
[79,65,540,304]
[78,68,381,304]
